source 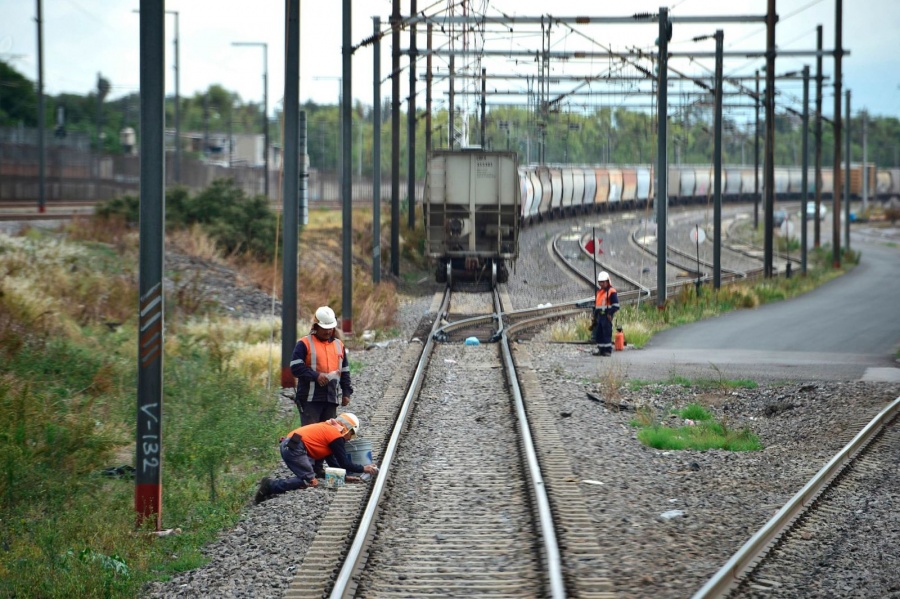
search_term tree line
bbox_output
[3,59,899,177]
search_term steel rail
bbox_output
[495,290,566,599]
[551,232,649,296]
[692,396,900,599]
[328,287,451,598]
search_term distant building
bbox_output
[176,130,280,171]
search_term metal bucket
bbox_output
[345,439,373,466]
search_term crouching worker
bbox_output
[255,413,379,504]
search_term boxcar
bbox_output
[425,149,519,285]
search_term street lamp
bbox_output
[314,76,342,176]
[232,41,269,198]
[133,9,180,183]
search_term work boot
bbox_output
[591,347,602,356]
[254,477,273,504]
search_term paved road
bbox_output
[617,224,900,383]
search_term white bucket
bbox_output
[324,467,346,488]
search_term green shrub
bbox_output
[95,179,278,261]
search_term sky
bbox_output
[2,0,899,124]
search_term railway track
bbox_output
[694,397,900,599]
[280,284,615,598]
[550,205,812,309]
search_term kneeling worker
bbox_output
[255,413,379,504]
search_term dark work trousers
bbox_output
[592,316,614,354]
[297,399,338,427]
[296,400,338,475]
[268,437,316,495]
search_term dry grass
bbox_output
[548,314,592,342]
[63,215,138,254]
[231,209,402,337]
[169,225,225,261]
[595,359,627,402]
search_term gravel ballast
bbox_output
[143,221,900,598]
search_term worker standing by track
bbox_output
[290,306,354,478]
[290,306,353,425]
[592,272,619,356]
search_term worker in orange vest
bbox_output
[254,413,379,504]
[290,306,353,426]
[591,271,619,356]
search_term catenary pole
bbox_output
[832,0,843,268]
[426,22,433,154]
[814,24,823,247]
[391,0,400,276]
[36,0,45,213]
[713,30,723,290]
[373,17,382,284]
[801,65,810,275]
[656,6,668,308]
[341,0,353,334]
[763,0,776,278]
[754,69,760,230]
[281,0,300,388]
[862,110,868,213]
[407,0,417,230]
[844,89,850,250]
[136,0,165,531]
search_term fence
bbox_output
[1,138,423,207]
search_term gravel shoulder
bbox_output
[143,215,900,599]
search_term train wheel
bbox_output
[435,261,447,284]
[491,261,498,289]
[498,262,509,284]
[446,262,453,288]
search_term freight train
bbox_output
[425,154,900,285]
[425,149,520,286]
[518,163,900,223]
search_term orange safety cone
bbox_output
[614,327,625,351]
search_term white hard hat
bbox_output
[336,413,360,437]
[597,271,610,283]
[314,306,337,329]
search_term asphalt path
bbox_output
[616,225,900,383]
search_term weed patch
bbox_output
[628,397,761,452]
